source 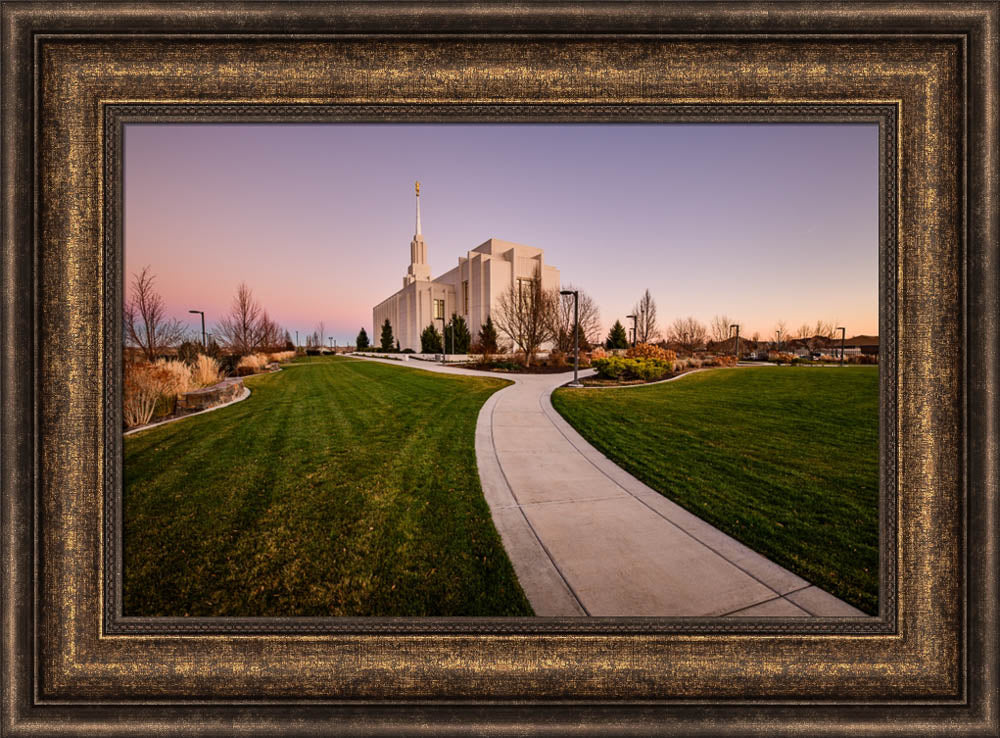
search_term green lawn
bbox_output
[124,356,532,617]
[552,366,879,614]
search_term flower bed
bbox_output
[591,356,673,382]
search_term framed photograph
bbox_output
[2,2,996,735]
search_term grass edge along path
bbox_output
[124,356,532,617]
[551,366,879,615]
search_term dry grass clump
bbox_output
[153,358,196,396]
[237,353,270,373]
[268,350,296,363]
[192,354,222,387]
[123,363,173,428]
[704,354,738,367]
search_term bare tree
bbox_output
[125,265,186,362]
[796,323,813,339]
[710,314,733,343]
[772,320,788,344]
[814,320,837,339]
[666,316,708,352]
[258,311,285,352]
[216,282,263,355]
[315,321,326,349]
[552,286,601,353]
[632,288,660,344]
[492,266,557,367]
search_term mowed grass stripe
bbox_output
[123,356,532,616]
[552,367,879,614]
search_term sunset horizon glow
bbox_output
[125,123,879,345]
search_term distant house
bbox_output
[844,334,879,357]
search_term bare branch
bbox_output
[632,289,660,344]
[666,316,708,352]
[710,314,733,343]
[552,286,601,352]
[125,265,185,361]
[215,282,264,354]
[491,266,557,367]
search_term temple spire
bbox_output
[404,180,430,286]
[415,180,422,236]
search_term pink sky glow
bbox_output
[125,123,879,344]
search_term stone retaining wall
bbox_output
[176,377,244,413]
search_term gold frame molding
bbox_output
[2,2,997,735]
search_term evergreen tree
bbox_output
[356,327,370,350]
[478,315,499,355]
[420,324,443,353]
[442,314,472,354]
[379,319,394,352]
[605,320,629,350]
[395,338,400,352]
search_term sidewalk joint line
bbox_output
[514,494,626,508]
[717,593,811,618]
[489,386,590,616]
[538,387,791,601]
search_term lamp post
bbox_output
[188,310,205,347]
[440,314,447,366]
[295,330,298,349]
[626,313,637,348]
[837,326,846,366]
[730,324,740,363]
[560,290,582,387]
[776,328,782,353]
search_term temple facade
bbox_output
[372,183,560,352]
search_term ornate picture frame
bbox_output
[2,2,996,735]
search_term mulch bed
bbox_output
[575,367,700,387]
[461,362,588,374]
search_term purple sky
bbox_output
[125,123,878,344]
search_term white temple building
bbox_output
[372,183,560,352]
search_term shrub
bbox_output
[176,340,203,366]
[153,358,195,396]
[123,363,174,428]
[237,353,269,375]
[217,353,243,377]
[626,343,677,363]
[420,324,443,353]
[478,316,499,356]
[848,353,878,364]
[592,356,672,382]
[590,346,607,360]
[548,350,568,368]
[704,354,738,368]
[192,354,222,387]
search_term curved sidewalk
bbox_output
[352,356,866,618]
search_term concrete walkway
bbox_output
[352,355,866,618]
